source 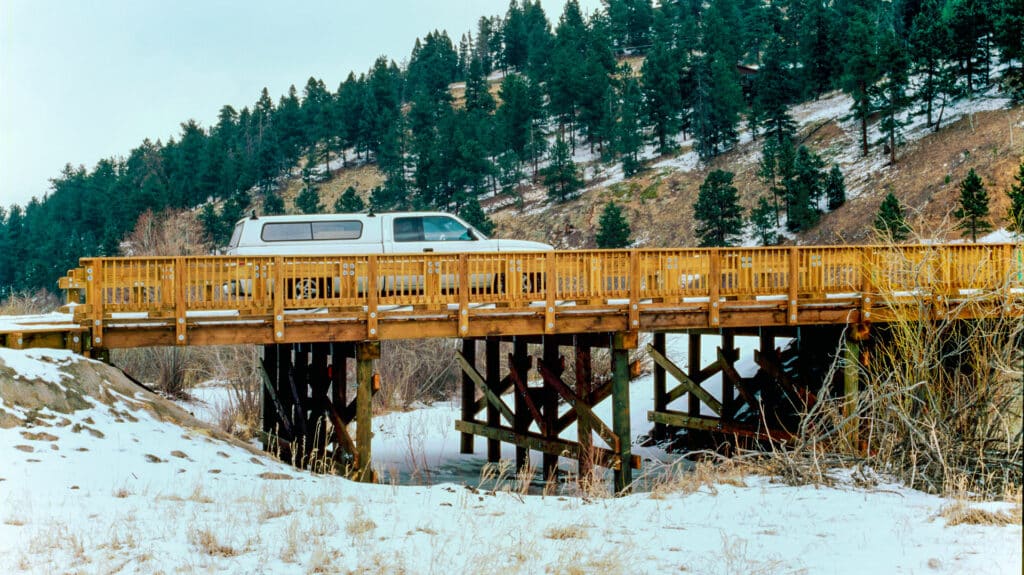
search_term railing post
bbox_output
[788,247,799,325]
[174,257,187,345]
[458,254,470,337]
[544,251,556,333]
[273,257,285,342]
[86,259,104,349]
[367,255,379,340]
[861,247,873,324]
[628,250,640,331]
[708,250,720,328]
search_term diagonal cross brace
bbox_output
[455,350,516,427]
[647,343,722,416]
[507,353,547,435]
[718,348,758,411]
[537,359,620,452]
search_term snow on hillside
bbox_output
[1,338,1021,574]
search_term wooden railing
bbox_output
[59,243,1023,347]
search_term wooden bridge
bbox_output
[2,243,1021,491]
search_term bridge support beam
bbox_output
[455,332,641,494]
[259,341,376,481]
[354,341,379,482]
[612,332,635,493]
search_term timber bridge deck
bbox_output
[2,243,1022,491]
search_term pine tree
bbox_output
[198,203,221,249]
[910,0,952,128]
[334,186,366,213]
[825,164,847,210]
[694,170,744,247]
[263,191,285,215]
[752,36,797,145]
[874,192,911,241]
[616,64,645,177]
[458,197,495,236]
[543,137,583,201]
[641,11,681,153]
[872,28,912,164]
[841,6,881,156]
[295,165,323,214]
[786,145,824,232]
[596,201,632,248]
[1007,161,1024,234]
[749,196,779,246]
[954,168,992,242]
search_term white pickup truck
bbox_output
[224,211,552,298]
[226,211,551,256]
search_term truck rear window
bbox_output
[261,221,362,242]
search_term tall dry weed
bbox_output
[787,233,1023,498]
[0,289,61,315]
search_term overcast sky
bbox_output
[0,0,603,209]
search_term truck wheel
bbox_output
[295,278,318,300]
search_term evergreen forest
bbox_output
[1,0,1021,296]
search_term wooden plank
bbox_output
[455,350,515,426]
[453,420,641,470]
[646,410,793,441]
[647,343,722,416]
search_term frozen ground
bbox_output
[1,338,1021,574]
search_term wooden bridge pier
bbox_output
[455,331,641,492]
[260,340,378,481]
[646,326,869,449]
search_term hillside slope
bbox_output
[484,91,1022,248]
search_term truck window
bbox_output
[262,222,312,241]
[393,217,424,242]
[312,220,362,240]
[422,216,471,241]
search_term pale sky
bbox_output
[0,0,603,208]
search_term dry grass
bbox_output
[938,501,1022,526]
[0,289,61,315]
[543,524,588,540]
[188,526,239,557]
[345,507,377,538]
[647,455,752,499]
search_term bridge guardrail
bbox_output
[62,243,1023,345]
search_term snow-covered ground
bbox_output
[1,338,1020,574]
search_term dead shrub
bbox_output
[112,347,198,398]
[205,345,262,441]
[375,339,460,411]
[0,289,61,315]
[786,237,1023,498]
